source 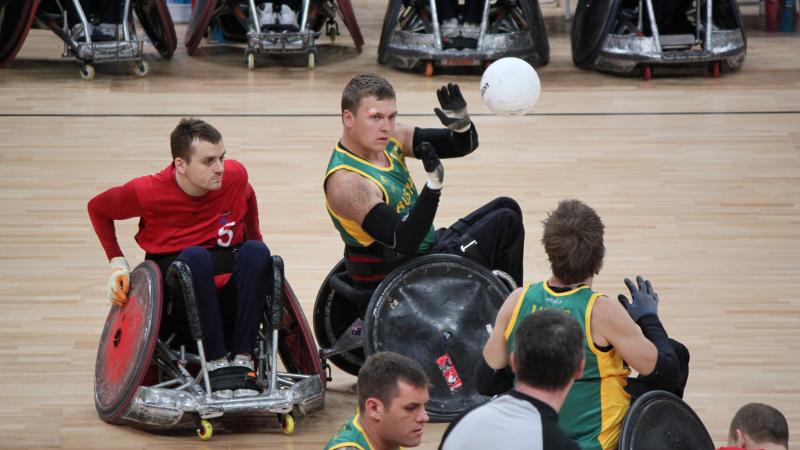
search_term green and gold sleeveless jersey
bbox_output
[504,282,631,450]
[326,412,397,450]
[324,139,435,253]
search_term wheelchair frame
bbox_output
[94,258,324,440]
[378,0,549,76]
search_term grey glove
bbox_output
[433,83,471,133]
[618,275,659,322]
[415,142,444,190]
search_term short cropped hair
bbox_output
[514,310,584,391]
[357,352,428,411]
[728,403,789,447]
[170,118,222,162]
[541,199,605,285]
[341,73,396,114]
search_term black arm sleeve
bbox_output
[361,185,440,255]
[474,358,514,396]
[413,125,479,159]
[636,315,682,390]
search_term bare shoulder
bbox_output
[497,287,524,323]
[394,122,415,157]
[325,170,383,225]
[591,294,640,341]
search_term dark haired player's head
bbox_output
[357,352,430,448]
[170,118,222,163]
[341,73,396,115]
[541,199,605,285]
[512,309,584,391]
[357,351,428,411]
[728,403,789,449]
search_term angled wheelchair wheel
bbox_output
[185,0,218,55]
[312,259,366,376]
[377,0,403,65]
[279,279,327,387]
[518,0,550,66]
[619,390,714,450]
[335,0,364,52]
[363,254,510,422]
[0,0,40,67]
[133,0,178,59]
[94,261,162,424]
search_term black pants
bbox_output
[436,0,484,23]
[152,240,272,361]
[625,338,691,400]
[434,196,525,286]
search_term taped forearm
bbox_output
[475,358,514,396]
[636,315,681,390]
[413,125,478,159]
[362,185,440,255]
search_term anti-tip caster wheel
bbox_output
[247,52,255,71]
[134,61,149,77]
[196,418,212,441]
[279,413,295,435]
[80,64,95,81]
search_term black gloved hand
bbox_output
[415,142,444,190]
[618,275,659,322]
[433,83,471,133]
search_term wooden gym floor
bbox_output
[0,0,798,448]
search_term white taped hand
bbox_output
[107,256,130,306]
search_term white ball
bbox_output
[479,57,541,117]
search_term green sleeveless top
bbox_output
[504,281,631,450]
[326,413,403,450]
[324,139,435,252]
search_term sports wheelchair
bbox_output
[313,253,515,421]
[377,0,549,76]
[571,0,746,79]
[185,0,363,69]
[0,0,176,80]
[94,256,325,440]
[618,390,714,449]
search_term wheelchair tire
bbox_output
[134,0,178,59]
[519,0,550,66]
[312,259,366,376]
[363,254,510,422]
[377,0,403,65]
[335,0,364,52]
[0,0,40,67]
[278,280,327,388]
[619,390,714,450]
[94,261,163,424]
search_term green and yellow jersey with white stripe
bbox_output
[324,139,435,253]
[504,281,631,450]
[325,412,406,450]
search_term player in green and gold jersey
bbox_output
[325,352,430,450]
[479,199,690,450]
[324,73,525,286]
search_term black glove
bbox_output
[618,275,659,322]
[415,142,444,190]
[433,83,471,133]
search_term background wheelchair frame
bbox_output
[313,253,514,421]
[0,0,177,80]
[94,257,325,441]
[185,0,364,69]
[377,0,549,76]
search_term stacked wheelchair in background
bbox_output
[0,0,176,79]
[185,0,364,69]
[94,257,325,441]
[571,0,747,78]
[377,0,550,76]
